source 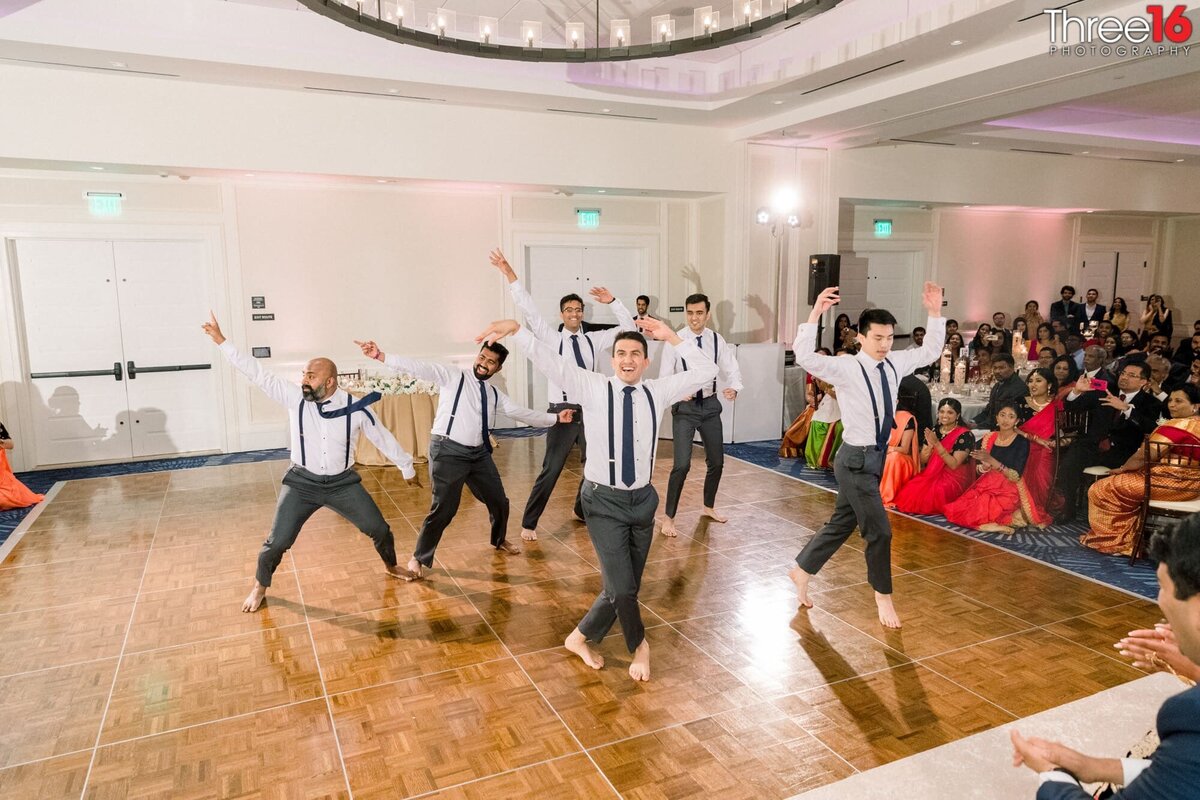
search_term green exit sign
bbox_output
[576,208,601,229]
[873,219,893,237]
[86,191,123,217]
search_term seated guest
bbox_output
[0,421,44,511]
[905,326,926,350]
[1012,317,1029,346]
[1172,333,1200,368]
[1030,323,1064,361]
[944,403,1052,532]
[1117,329,1140,356]
[1147,354,1188,401]
[1148,333,1175,360]
[1106,296,1130,331]
[1051,318,1070,342]
[833,312,855,345]
[934,332,967,382]
[880,384,922,507]
[1082,346,1116,393]
[1102,335,1120,367]
[1037,347,1056,371]
[893,398,976,515]
[1189,359,1200,387]
[945,318,960,339]
[1018,368,1063,519]
[1011,516,1200,800]
[805,378,842,469]
[1051,355,1081,401]
[1064,333,1086,371]
[970,322,1001,357]
[971,354,1028,429]
[1088,319,1115,349]
[1021,300,1045,335]
[900,374,933,439]
[992,312,1014,353]
[1054,362,1163,523]
[1082,385,1200,556]
[972,350,995,383]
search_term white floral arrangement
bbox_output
[343,372,438,396]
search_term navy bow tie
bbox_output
[316,391,381,419]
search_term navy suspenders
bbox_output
[297,398,377,470]
[443,373,497,443]
[855,357,897,450]
[605,381,657,487]
[679,330,719,399]
[557,334,596,401]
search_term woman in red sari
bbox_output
[944,403,1054,532]
[1016,368,1062,518]
[1083,385,1200,555]
[893,398,975,515]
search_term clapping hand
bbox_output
[923,428,940,448]
[354,340,385,362]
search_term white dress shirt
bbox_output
[665,327,744,399]
[1067,387,1142,419]
[508,281,636,405]
[793,317,946,448]
[514,327,717,489]
[219,342,415,478]
[382,353,555,447]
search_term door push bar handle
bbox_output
[30,362,123,381]
[126,361,212,379]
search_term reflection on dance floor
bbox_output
[0,438,1159,798]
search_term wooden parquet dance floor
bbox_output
[0,439,1162,799]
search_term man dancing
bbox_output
[487,249,636,542]
[475,316,716,681]
[660,292,743,537]
[788,283,945,628]
[355,337,569,580]
[202,313,418,612]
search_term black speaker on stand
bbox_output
[807,254,841,349]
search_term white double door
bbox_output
[16,238,221,466]
[524,245,647,406]
[1079,246,1151,310]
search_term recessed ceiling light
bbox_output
[950,40,963,46]
[1177,158,1186,162]
[598,189,607,193]
[376,179,387,183]
[602,108,611,113]
[110,61,126,68]
[387,88,398,93]
[1080,151,1090,155]
[963,205,972,208]
[772,100,783,105]
[91,166,104,170]
[971,141,979,145]
[245,173,255,177]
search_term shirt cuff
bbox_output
[1122,758,1151,786]
[398,463,416,480]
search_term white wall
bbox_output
[1161,216,1200,330]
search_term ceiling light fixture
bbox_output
[949,39,963,46]
[110,61,126,68]
[971,141,979,145]
[91,166,105,170]
[300,0,845,62]
[772,100,783,105]
[597,189,607,193]
[1177,158,1186,162]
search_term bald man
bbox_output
[203,314,419,612]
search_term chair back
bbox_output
[1055,406,1090,447]
[1131,437,1200,562]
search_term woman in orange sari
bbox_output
[943,403,1054,532]
[0,422,44,511]
[1083,385,1200,555]
[880,405,920,507]
[1016,368,1062,518]
[893,398,975,515]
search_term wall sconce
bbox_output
[740,0,763,25]
[694,7,719,37]
[610,19,630,49]
[478,16,498,44]
[651,15,675,45]
[522,20,542,48]
[428,9,455,37]
[566,22,585,49]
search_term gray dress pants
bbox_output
[257,465,396,587]
[794,444,894,594]
[577,481,658,652]
[413,436,510,567]
[520,403,585,529]
[665,394,724,517]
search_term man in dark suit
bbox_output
[971,354,1027,429]
[1049,285,1084,334]
[1171,333,1200,369]
[1081,346,1116,393]
[1054,361,1162,522]
[991,311,1014,354]
[1079,288,1107,330]
[1011,514,1200,799]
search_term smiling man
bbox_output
[475,315,717,682]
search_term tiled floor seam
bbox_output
[444,549,624,799]
[0,481,65,564]
[79,489,168,799]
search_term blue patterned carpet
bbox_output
[726,439,1160,600]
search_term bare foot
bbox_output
[702,506,728,523]
[520,527,538,542]
[564,628,604,669]
[404,557,426,582]
[241,583,267,613]
[660,517,679,538]
[875,592,902,629]
[386,563,415,580]
[572,511,586,523]
[496,540,521,555]
[788,565,814,609]
[629,639,651,682]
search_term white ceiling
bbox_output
[1,0,1198,170]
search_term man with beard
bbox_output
[203,313,419,613]
[355,337,571,580]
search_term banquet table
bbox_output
[350,392,439,466]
